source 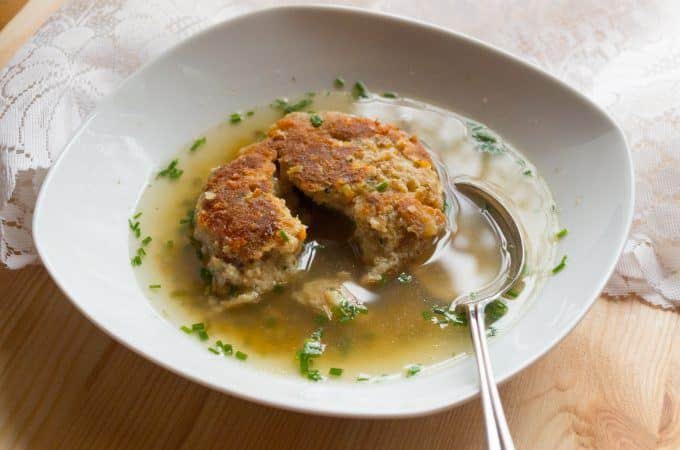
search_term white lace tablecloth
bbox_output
[1,0,678,308]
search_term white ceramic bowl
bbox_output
[33,5,633,418]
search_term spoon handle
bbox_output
[468,303,516,450]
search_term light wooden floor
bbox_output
[0,1,679,449]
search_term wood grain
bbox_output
[0,265,678,449]
[0,1,679,448]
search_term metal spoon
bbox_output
[451,178,525,450]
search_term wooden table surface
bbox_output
[1,3,679,449]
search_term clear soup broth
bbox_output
[133,91,559,381]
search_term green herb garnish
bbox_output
[208,347,219,355]
[556,228,568,239]
[552,255,567,274]
[523,169,533,176]
[467,122,507,154]
[376,181,389,192]
[141,236,152,246]
[422,310,432,321]
[128,218,141,238]
[197,330,209,341]
[190,137,206,152]
[179,209,195,227]
[336,296,368,322]
[165,240,174,248]
[397,272,413,283]
[485,299,508,323]
[278,230,290,242]
[504,289,519,299]
[130,255,142,267]
[180,325,192,334]
[229,112,242,124]
[431,305,467,327]
[132,212,142,219]
[272,284,285,294]
[334,77,345,88]
[191,323,206,331]
[246,110,254,117]
[329,367,343,377]
[356,374,370,382]
[149,284,161,289]
[405,364,422,377]
[310,114,324,128]
[273,98,313,114]
[216,341,234,356]
[443,199,451,214]
[157,159,184,179]
[297,329,326,380]
[353,81,369,99]
[235,351,248,361]
[382,92,397,99]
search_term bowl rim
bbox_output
[32,4,635,418]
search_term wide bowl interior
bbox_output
[33,6,633,418]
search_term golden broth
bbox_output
[132,91,559,381]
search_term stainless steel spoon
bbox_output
[451,178,525,450]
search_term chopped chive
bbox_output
[329,367,343,377]
[235,350,248,361]
[504,289,519,299]
[381,92,397,99]
[397,272,413,283]
[141,236,152,246]
[165,240,174,248]
[273,98,313,114]
[422,310,432,321]
[278,230,290,242]
[556,228,568,239]
[128,219,141,238]
[523,169,533,176]
[272,284,285,294]
[132,212,142,219]
[334,76,345,88]
[130,255,142,267]
[208,347,219,354]
[148,284,161,289]
[376,181,389,192]
[179,209,195,227]
[353,81,369,99]
[246,110,254,117]
[405,364,422,377]
[189,137,206,152]
[485,299,508,323]
[552,255,567,274]
[443,199,451,213]
[180,325,192,334]
[197,330,209,341]
[136,247,146,257]
[157,159,183,179]
[229,113,242,124]
[191,322,206,331]
[222,343,233,355]
[310,114,324,128]
[356,374,370,382]
[307,370,322,381]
